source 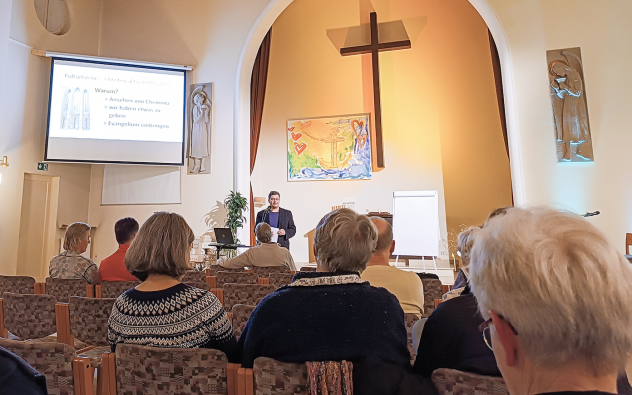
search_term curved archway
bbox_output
[232,0,525,238]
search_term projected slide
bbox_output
[45,59,185,165]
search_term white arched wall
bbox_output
[232,0,526,241]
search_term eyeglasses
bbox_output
[478,315,518,350]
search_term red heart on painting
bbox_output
[351,120,367,148]
[294,142,306,155]
[288,127,295,132]
[291,132,302,141]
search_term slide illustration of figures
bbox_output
[82,89,90,130]
[60,87,91,131]
[60,88,71,129]
[70,87,81,129]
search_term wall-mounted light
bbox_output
[1,156,8,167]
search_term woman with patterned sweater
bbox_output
[107,212,237,361]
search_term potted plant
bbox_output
[223,191,249,256]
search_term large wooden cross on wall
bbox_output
[340,12,411,170]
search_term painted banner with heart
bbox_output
[287,114,371,181]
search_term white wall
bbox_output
[480,0,632,252]
[86,0,270,262]
[3,0,632,274]
[0,0,99,274]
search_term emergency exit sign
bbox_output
[37,163,48,171]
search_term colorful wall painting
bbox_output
[287,114,372,181]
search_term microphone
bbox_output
[583,211,600,217]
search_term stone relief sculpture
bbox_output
[188,83,212,174]
[547,47,593,162]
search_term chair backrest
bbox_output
[69,296,116,346]
[231,304,256,337]
[421,278,443,317]
[0,275,35,295]
[299,266,317,272]
[217,271,258,288]
[269,272,294,288]
[431,368,509,395]
[206,265,221,276]
[185,281,212,291]
[101,280,141,298]
[0,338,76,395]
[251,265,291,278]
[627,233,632,255]
[253,357,308,394]
[223,284,276,311]
[404,313,420,363]
[182,270,207,283]
[3,293,57,339]
[115,343,229,394]
[46,277,88,303]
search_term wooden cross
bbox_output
[340,12,411,169]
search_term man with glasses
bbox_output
[254,191,296,250]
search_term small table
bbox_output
[202,242,253,260]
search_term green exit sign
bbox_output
[37,163,48,171]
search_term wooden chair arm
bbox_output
[95,284,102,298]
[55,302,74,347]
[206,276,217,288]
[101,351,116,395]
[0,299,6,338]
[86,285,95,298]
[34,282,46,294]
[237,367,254,395]
[227,363,241,395]
[72,356,94,395]
[257,278,269,285]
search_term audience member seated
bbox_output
[443,227,476,300]
[238,208,427,394]
[49,222,99,284]
[99,217,139,282]
[412,284,500,377]
[469,207,632,395]
[107,212,237,361]
[218,223,296,271]
[360,217,424,317]
[451,207,512,292]
[0,346,47,395]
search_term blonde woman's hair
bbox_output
[456,227,477,265]
[314,208,377,272]
[469,207,632,374]
[125,212,195,281]
[63,222,91,251]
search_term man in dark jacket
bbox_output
[254,191,296,250]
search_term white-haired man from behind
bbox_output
[469,207,632,395]
[360,217,424,318]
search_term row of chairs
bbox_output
[0,338,509,395]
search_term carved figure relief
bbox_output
[547,48,593,162]
[188,83,212,174]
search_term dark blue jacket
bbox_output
[255,207,296,249]
[0,346,47,395]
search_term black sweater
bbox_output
[413,292,500,377]
[238,271,410,368]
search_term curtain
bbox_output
[488,30,514,205]
[250,29,272,245]
[488,30,509,160]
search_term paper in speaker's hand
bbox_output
[270,227,279,243]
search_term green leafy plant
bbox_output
[224,190,249,245]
